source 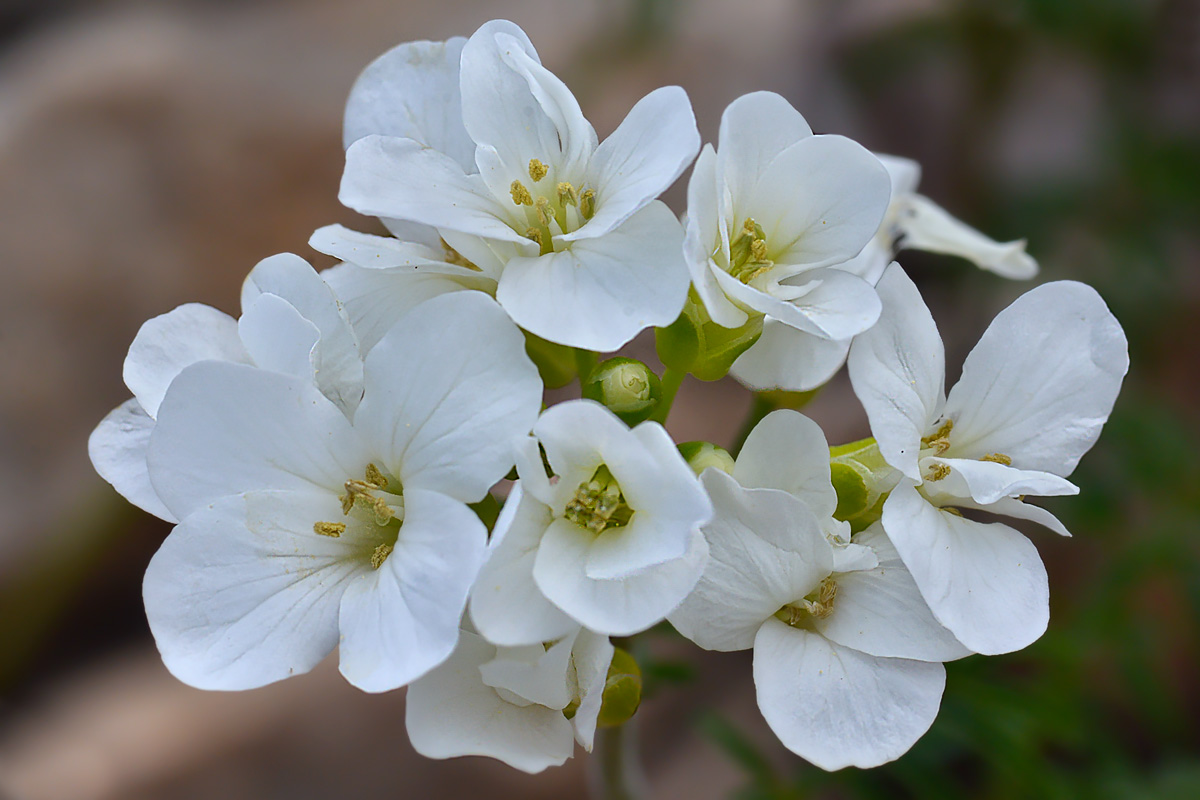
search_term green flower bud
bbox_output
[655,290,763,382]
[677,441,735,477]
[829,437,899,532]
[597,647,642,729]
[581,358,662,426]
[524,331,577,389]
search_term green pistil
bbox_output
[564,465,634,534]
[728,218,773,284]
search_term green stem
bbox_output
[589,720,650,800]
[730,393,773,457]
[650,367,685,424]
[576,349,599,384]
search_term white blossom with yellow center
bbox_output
[847,264,1129,655]
[339,19,700,352]
[140,292,542,693]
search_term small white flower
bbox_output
[140,292,542,692]
[89,253,362,521]
[340,20,700,351]
[406,627,613,773]
[470,399,711,642]
[840,155,1039,287]
[847,264,1128,654]
[670,459,968,771]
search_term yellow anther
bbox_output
[313,521,346,538]
[511,180,534,206]
[579,189,596,219]
[943,507,964,517]
[371,543,393,570]
[750,238,769,262]
[372,496,395,526]
[557,182,578,207]
[775,578,839,627]
[923,419,954,444]
[927,463,951,482]
[529,159,549,182]
[525,227,544,247]
[440,239,479,270]
[981,453,1013,465]
[742,217,758,237]
[365,463,388,489]
[535,195,552,226]
[564,465,632,534]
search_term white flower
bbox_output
[469,399,711,642]
[340,19,700,351]
[88,253,362,521]
[406,627,613,773]
[669,459,968,771]
[684,91,891,391]
[840,155,1039,287]
[140,292,542,692]
[847,264,1128,654]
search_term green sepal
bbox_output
[830,462,869,520]
[523,330,577,389]
[655,289,763,382]
[597,646,642,728]
[678,441,735,477]
[580,357,663,426]
[468,493,502,533]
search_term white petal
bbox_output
[815,524,972,662]
[730,318,850,392]
[753,620,945,770]
[733,410,837,518]
[931,457,1078,504]
[320,261,494,353]
[497,201,690,351]
[241,252,365,416]
[882,481,1049,655]
[943,281,1129,476]
[685,145,748,328]
[405,631,574,774]
[876,153,922,198]
[513,436,556,506]
[340,136,532,246]
[895,193,1038,279]
[89,399,176,522]
[309,224,445,269]
[480,633,576,710]
[668,470,833,652]
[534,399,629,505]
[123,303,248,418]
[746,135,890,269]
[470,484,579,647]
[847,263,945,479]
[143,490,363,691]
[356,291,541,503]
[711,267,880,341]
[460,22,596,190]
[534,520,708,637]
[338,487,487,692]
[569,630,614,750]
[717,92,813,215]
[147,362,370,520]
[562,86,699,243]
[237,293,319,382]
[342,37,476,173]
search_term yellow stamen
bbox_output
[511,180,534,206]
[535,195,552,226]
[557,182,577,207]
[313,521,345,538]
[364,463,388,489]
[371,543,393,570]
[749,238,769,262]
[927,463,951,481]
[372,496,394,526]
[525,227,544,248]
[981,453,1013,465]
[528,158,549,182]
[579,189,596,219]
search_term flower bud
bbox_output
[597,646,642,729]
[581,358,662,426]
[677,441,735,477]
[829,437,901,531]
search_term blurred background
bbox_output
[0,0,1197,797]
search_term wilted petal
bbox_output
[895,193,1038,279]
[338,487,487,692]
[753,620,945,770]
[943,281,1128,477]
[882,481,1049,655]
[847,264,945,479]
[89,399,175,522]
[143,490,363,690]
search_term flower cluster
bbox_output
[90,19,1128,777]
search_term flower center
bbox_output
[918,418,1013,483]
[509,158,596,255]
[726,218,775,284]
[563,464,633,535]
[775,577,839,628]
[312,462,403,570]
